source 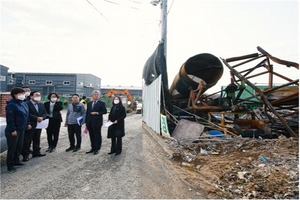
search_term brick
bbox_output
[0,93,11,117]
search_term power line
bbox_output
[86,0,110,23]
[103,0,119,5]
[167,0,175,15]
[103,0,140,10]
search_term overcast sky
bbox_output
[1,0,298,92]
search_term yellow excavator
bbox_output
[105,89,138,113]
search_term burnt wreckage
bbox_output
[143,45,299,138]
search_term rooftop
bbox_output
[101,85,142,90]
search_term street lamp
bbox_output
[150,0,160,6]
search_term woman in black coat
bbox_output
[44,92,63,152]
[107,96,126,156]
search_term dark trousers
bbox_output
[67,124,82,148]
[22,129,42,156]
[87,123,102,151]
[32,129,42,155]
[46,118,61,148]
[110,136,122,154]
[5,130,24,169]
[22,130,33,157]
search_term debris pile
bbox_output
[164,135,299,199]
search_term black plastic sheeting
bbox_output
[143,43,164,85]
[142,42,172,111]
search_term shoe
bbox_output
[108,151,115,155]
[32,154,46,157]
[8,167,16,172]
[49,147,55,153]
[46,147,52,152]
[66,147,75,152]
[93,150,99,155]
[73,148,80,152]
[22,156,29,162]
[15,162,25,166]
[86,149,94,154]
[115,152,121,156]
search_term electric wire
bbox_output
[167,0,175,15]
[86,0,111,23]
[87,0,161,47]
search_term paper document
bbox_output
[77,116,83,125]
[104,121,113,128]
[36,119,49,129]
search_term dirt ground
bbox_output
[0,112,206,199]
[164,134,299,199]
[1,111,299,199]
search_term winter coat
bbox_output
[66,102,86,125]
[44,101,63,122]
[107,104,126,138]
[26,100,48,129]
[5,99,30,132]
[85,100,107,127]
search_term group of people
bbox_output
[5,87,126,173]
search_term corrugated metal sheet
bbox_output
[142,75,161,134]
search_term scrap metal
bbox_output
[221,46,298,137]
[166,46,298,138]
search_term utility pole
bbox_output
[161,0,167,59]
[151,0,168,59]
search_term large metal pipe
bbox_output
[169,53,223,99]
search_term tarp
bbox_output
[142,42,172,112]
[142,43,165,86]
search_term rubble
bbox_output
[172,119,204,141]
[151,46,299,198]
[164,134,299,199]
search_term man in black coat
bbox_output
[22,91,47,161]
[85,90,107,155]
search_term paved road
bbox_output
[0,111,206,199]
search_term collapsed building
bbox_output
[142,45,299,199]
[143,45,299,139]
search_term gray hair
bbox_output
[91,90,101,95]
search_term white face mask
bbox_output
[51,98,57,102]
[33,96,41,102]
[25,92,30,97]
[17,94,26,101]
[114,100,120,104]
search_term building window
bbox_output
[62,94,71,97]
[45,80,53,85]
[0,75,6,81]
[88,83,92,86]
[78,82,83,85]
[63,81,70,85]
[8,79,14,85]
[29,80,36,84]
